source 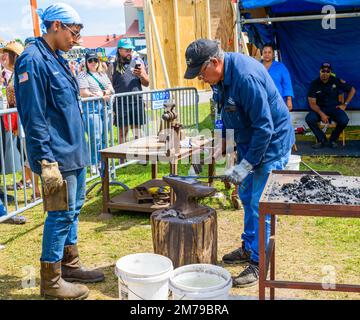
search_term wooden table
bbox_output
[258,170,360,300]
[100,135,215,215]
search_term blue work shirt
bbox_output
[14,38,89,175]
[214,53,295,168]
[308,76,352,110]
[267,61,294,100]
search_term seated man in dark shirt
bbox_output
[306,63,356,148]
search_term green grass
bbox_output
[1,103,360,300]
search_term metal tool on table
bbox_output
[301,160,330,181]
[158,103,184,156]
[169,174,226,181]
[169,174,247,191]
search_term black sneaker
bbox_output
[222,242,251,264]
[328,141,338,148]
[233,261,259,288]
[311,140,327,149]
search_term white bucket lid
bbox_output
[170,264,232,293]
[115,253,173,279]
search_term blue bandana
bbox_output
[36,3,82,34]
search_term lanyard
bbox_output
[87,71,106,91]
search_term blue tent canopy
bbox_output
[240,0,360,10]
[239,0,360,110]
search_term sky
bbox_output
[0,0,128,42]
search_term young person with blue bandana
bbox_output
[184,39,295,287]
[262,44,294,111]
[14,3,104,300]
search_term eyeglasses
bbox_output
[87,58,98,64]
[62,23,81,40]
[198,60,211,79]
[321,69,331,74]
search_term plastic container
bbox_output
[169,264,232,300]
[115,253,173,300]
[285,155,301,171]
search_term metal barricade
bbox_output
[0,107,42,223]
[80,96,131,193]
[0,87,199,221]
[110,87,199,168]
[110,87,199,145]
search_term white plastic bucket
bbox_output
[115,253,173,300]
[285,155,301,171]
[169,264,232,300]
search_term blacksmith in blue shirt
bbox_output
[184,39,295,287]
[14,3,104,300]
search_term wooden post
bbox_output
[99,155,113,220]
[259,210,266,300]
[148,0,171,88]
[151,162,158,179]
[151,208,217,268]
[30,0,40,37]
[232,1,239,52]
[270,214,276,300]
[205,0,212,39]
[144,0,156,89]
[173,0,183,87]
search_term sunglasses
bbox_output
[62,23,81,40]
[87,58,99,64]
[321,69,331,73]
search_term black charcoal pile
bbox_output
[270,175,360,205]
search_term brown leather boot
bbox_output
[40,261,89,300]
[62,245,105,283]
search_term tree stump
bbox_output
[151,208,217,268]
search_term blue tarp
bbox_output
[277,18,360,110]
[239,0,360,110]
[240,0,360,10]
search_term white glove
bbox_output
[224,159,253,185]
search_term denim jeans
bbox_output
[305,109,349,143]
[41,168,86,263]
[238,151,290,263]
[0,199,7,217]
[83,107,112,166]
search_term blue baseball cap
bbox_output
[117,38,135,50]
[184,39,219,79]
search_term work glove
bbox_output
[224,159,253,185]
[40,160,63,196]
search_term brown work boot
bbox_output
[222,242,251,264]
[62,245,105,283]
[40,261,89,300]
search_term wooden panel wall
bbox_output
[145,0,236,90]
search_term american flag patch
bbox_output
[18,72,29,83]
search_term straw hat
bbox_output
[0,41,24,56]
